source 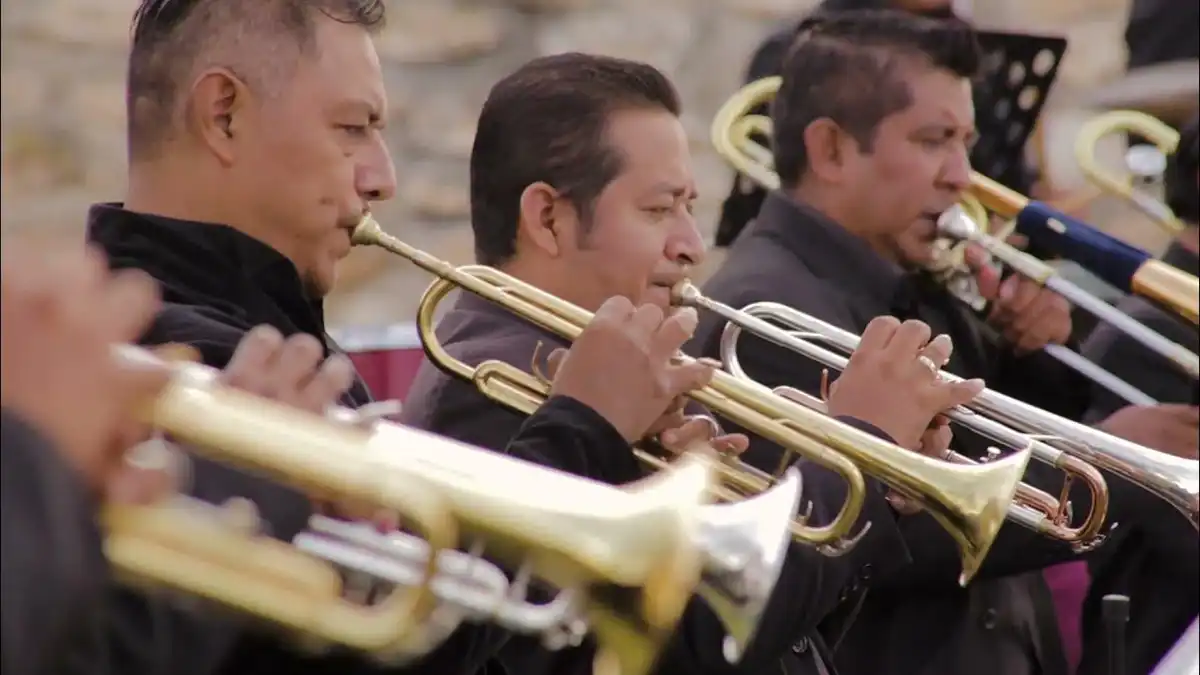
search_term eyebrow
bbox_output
[646,182,699,200]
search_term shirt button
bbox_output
[860,563,873,582]
[792,638,809,654]
[981,608,999,630]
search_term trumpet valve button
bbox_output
[219,497,262,535]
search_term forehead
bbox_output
[602,108,693,189]
[287,17,385,111]
[885,65,975,128]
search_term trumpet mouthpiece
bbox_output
[936,205,979,241]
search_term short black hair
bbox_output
[773,9,981,187]
[469,52,682,267]
[126,0,386,161]
[1166,114,1200,225]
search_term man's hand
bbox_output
[549,298,715,443]
[965,244,1072,354]
[655,410,749,457]
[1096,404,1200,460]
[827,317,984,450]
[0,242,170,494]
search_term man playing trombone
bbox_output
[400,51,987,675]
[1074,114,1200,675]
[73,2,749,674]
[690,11,1200,675]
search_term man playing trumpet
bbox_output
[400,51,985,675]
[691,11,1199,675]
[70,1,753,674]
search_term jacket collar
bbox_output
[748,191,911,312]
[86,203,328,340]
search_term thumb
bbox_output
[662,360,715,398]
[1161,404,1200,425]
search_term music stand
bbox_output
[969,30,1069,193]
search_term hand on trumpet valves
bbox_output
[824,317,985,451]
[886,415,954,516]
[1095,404,1200,460]
[0,240,173,500]
[545,297,717,443]
[963,245,1073,354]
[221,326,396,527]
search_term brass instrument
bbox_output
[1075,109,1183,233]
[106,345,728,675]
[352,218,1034,586]
[708,296,1198,531]
[713,76,1197,404]
[966,172,1200,327]
[690,287,1111,549]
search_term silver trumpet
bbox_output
[681,284,1198,532]
[670,284,1114,551]
[294,468,804,664]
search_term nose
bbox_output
[940,144,972,194]
[356,136,397,203]
[665,211,706,268]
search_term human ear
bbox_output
[517,182,568,258]
[186,68,251,166]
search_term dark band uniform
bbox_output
[81,204,634,675]
[1075,241,1200,675]
[400,291,916,675]
[1,410,111,675]
[687,193,1113,675]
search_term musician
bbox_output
[714,0,1052,250]
[1,243,170,675]
[689,12,1200,675]
[81,3,725,675]
[1074,114,1200,675]
[400,51,985,675]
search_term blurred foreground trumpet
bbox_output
[352,218,1032,586]
[106,345,734,675]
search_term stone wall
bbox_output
[0,0,1140,329]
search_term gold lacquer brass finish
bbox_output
[105,345,717,674]
[352,219,1031,586]
[1075,109,1184,233]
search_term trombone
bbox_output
[965,172,1200,328]
[106,344,733,675]
[352,217,1034,586]
[714,76,1198,405]
[1075,109,1183,234]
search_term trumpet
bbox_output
[966,172,1200,328]
[702,293,1199,530]
[1075,109,1183,234]
[352,218,1033,586]
[681,285,1111,550]
[106,345,729,675]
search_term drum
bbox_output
[331,323,426,404]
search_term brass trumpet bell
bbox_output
[693,466,804,662]
[105,346,720,675]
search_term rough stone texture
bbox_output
[0,0,1174,330]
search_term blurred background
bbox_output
[1,0,1196,333]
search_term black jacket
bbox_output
[689,192,1102,675]
[1076,242,1200,675]
[1,410,110,675]
[399,291,915,675]
[83,204,639,675]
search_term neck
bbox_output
[788,182,897,263]
[126,156,238,227]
